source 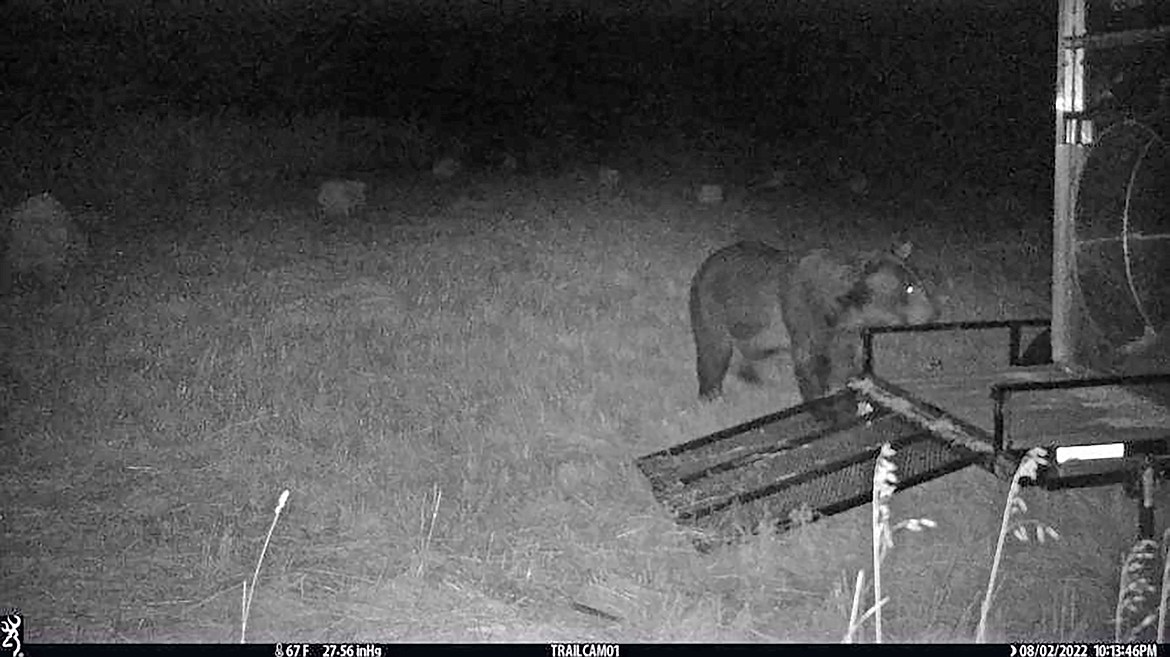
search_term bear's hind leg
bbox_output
[696,334,734,400]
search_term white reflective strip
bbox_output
[1055,443,1125,463]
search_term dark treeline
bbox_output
[3,1,1055,186]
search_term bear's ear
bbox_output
[892,241,914,260]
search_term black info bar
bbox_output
[11,643,1158,657]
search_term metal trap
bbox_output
[863,321,1170,495]
[636,377,991,551]
[642,318,1170,551]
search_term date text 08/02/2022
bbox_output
[1010,644,1157,657]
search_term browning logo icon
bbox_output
[0,611,23,657]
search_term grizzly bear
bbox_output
[689,241,937,417]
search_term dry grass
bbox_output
[0,119,1144,643]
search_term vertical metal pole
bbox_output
[1138,459,1155,540]
[862,328,874,376]
[1053,0,1088,368]
[1009,322,1022,367]
[992,385,1007,453]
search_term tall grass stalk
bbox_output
[1160,529,1170,642]
[843,570,865,643]
[416,484,443,578]
[976,448,1050,643]
[1116,539,1159,642]
[849,443,935,644]
[871,444,898,643]
[843,570,889,643]
[240,489,291,644]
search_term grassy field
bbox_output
[0,137,1148,642]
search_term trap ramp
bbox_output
[636,376,994,551]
